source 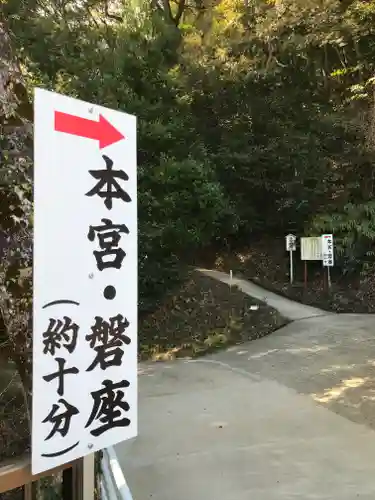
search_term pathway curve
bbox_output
[198,268,330,321]
[116,270,375,500]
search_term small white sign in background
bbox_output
[285,234,296,284]
[33,88,137,474]
[322,234,334,267]
[300,237,322,261]
[285,233,296,252]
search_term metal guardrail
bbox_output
[100,447,133,500]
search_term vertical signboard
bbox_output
[285,234,296,284]
[285,234,296,252]
[322,234,334,267]
[32,88,137,474]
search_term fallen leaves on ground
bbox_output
[139,270,287,360]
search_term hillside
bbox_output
[139,270,288,360]
[211,239,375,314]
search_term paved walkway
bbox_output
[116,271,375,499]
[199,268,329,321]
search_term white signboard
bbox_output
[322,234,334,267]
[285,234,296,284]
[300,237,322,261]
[285,234,296,252]
[32,88,137,474]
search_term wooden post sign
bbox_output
[300,237,322,288]
[32,89,138,475]
[285,234,296,284]
[322,234,334,289]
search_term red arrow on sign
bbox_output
[54,111,125,149]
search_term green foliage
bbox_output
[7,0,375,465]
[0,21,33,432]
[5,0,375,321]
[312,201,375,272]
[4,0,238,316]
[139,155,235,313]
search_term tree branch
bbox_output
[173,0,186,26]
[161,0,174,23]
[103,0,122,22]
[153,0,186,26]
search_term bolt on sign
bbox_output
[32,88,137,474]
[300,237,322,261]
[322,234,334,267]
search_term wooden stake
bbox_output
[62,467,74,500]
[289,250,294,284]
[83,454,95,500]
[23,482,32,500]
[327,266,331,290]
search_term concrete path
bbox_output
[116,271,375,499]
[199,268,329,321]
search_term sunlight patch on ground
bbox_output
[320,364,357,374]
[362,393,375,402]
[152,346,192,361]
[248,344,332,360]
[284,345,332,355]
[313,376,369,404]
[248,349,280,359]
